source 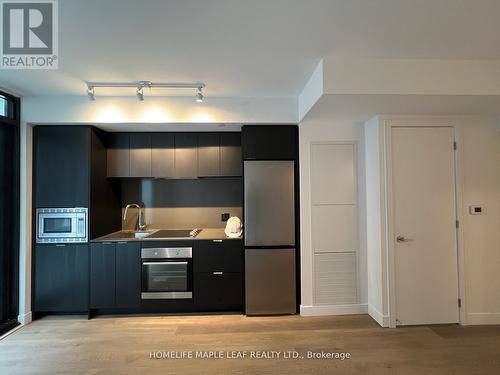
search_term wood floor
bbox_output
[1,314,500,374]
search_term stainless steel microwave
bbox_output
[36,208,88,244]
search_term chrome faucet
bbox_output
[123,203,146,231]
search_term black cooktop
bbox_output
[146,229,201,239]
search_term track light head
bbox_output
[196,87,204,103]
[136,86,144,101]
[87,86,95,101]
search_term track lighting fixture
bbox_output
[136,86,144,101]
[196,87,204,103]
[85,81,206,102]
[87,86,95,101]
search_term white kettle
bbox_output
[224,216,243,238]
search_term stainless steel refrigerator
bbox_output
[244,160,296,315]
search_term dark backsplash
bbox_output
[121,178,242,208]
[120,178,243,229]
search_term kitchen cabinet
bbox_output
[193,240,243,311]
[115,242,141,308]
[194,272,243,311]
[129,134,152,177]
[198,133,220,177]
[175,133,198,178]
[194,240,243,273]
[107,132,242,178]
[90,242,116,308]
[151,133,175,177]
[33,126,121,237]
[107,133,130,177]
[242,125,298,160]
[34,126,90,207]
[90,242,141,309]
[34,244,88,312]
[220,133,242,176]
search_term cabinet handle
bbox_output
[212,271,223,275]
[212,240,223,243]
[55,244,66,247]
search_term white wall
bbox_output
[364,117,389,326]
[21,95,297,125]
[458,117,500,324]
[299,105,368,316]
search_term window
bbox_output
[0,94,15,120]
[0,96,5,117]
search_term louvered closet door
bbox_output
[310,143,358,305]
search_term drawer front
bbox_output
[194,272,243,311]
[193,240,243,273]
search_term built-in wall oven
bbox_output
[36,208,88,244]
[141,247,193,300]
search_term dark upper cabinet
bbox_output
[34,126,90,207]
[175,133,198,178]
[90,241,141,309]
[193,240,243,273]
[220,133,242,176]
[115,242,141,308]
[89,130,122,239]
[242,125,298,160]
[130,134,152,177]
[34,126,121,238]
[198,133,220,177]
[107,133,130,177]
[151,133,175,177]
[34,244,89,311]
[90,242,116,309]
[106,132,242,178]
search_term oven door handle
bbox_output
[142,261,188,266]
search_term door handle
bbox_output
[396,236,412,243]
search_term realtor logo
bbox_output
[1,0,58,69]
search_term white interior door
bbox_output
[392,126,459,326]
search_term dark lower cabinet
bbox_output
[194,240,243,273]
[115,242,141,308]
[193,240,243,311]
[34,244,88,312]
[90,242,116,308]
[194,272,243,311]
[90,242,141,309]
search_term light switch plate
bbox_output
[469,205,483,215]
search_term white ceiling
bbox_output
[2,0,500,98]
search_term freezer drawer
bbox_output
[245,248,296,315]
[244,161,295,247]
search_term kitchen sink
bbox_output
[134,230,157,239]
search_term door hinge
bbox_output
[453,141,457,150]
[456,220,459,228]
[458,298,462,308]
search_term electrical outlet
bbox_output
[221,213,230,222]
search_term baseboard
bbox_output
[368,304,390,327]
[17,311,33,325]
[300,303,367,316]
[466,312,500,325]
